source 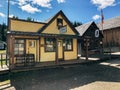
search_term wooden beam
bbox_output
[76,39,78,59]
[11,36,15,69]
[39,37,41,62]
[62,40,64,60]
[85,38,89,60]
[55,38,58,64]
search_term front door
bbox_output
[58,40,63,60]
[27,40,37,61]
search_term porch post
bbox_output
[63,39,65,60]
[8,35,14,69]
[55,38,58,64]
[39,36,41,62]
[11,35,15,69]
[85,37,89,60]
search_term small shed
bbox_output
[76,22,103,56]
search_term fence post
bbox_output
[6,53,8,65]
[1,54,3,68]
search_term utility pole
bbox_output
[7,0,10,30]
[6,0,10,66]
[101,9,104,53]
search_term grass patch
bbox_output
[0,80,10,86]
[0,50,8,65]
[0,60,8,65]
[0,50,6,54]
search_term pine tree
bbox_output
[71,21,82,27]
[1,23,7,41]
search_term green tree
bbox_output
[27,17,32,21]
[26,17,35,21]
[71,21,82,27]
[1,23,7,41]
[0,23,7,41]
[12,16,18,19]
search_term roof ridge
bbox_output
[9,18,46,24]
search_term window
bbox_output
[14,39,25,55]
[57,18,63,29]
[64,39,73,51]
[45,38,56,52]
[29,41,35,47]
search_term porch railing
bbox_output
[0,53,9,68]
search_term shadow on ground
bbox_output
[1,58,120,90]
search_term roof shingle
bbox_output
[97,16,120,30]
[75,22,93,36]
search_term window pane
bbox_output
[46,45,54,51]
[19,51,24,54]
[14,47,18,51]
[45,38,55,52]
[14,51,18,55]
[15,44,19,48]
[64,39,72,51]
[14,39,25,55]
[19,44,24,48]
[18,40,24,43]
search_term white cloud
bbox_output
[32,0,52,8]
[10,1,17,5]
[18,0,52,8]
[15,0,66,14]
[17,0,52,14]
[57,0,66,3]
[20,4,41,14]
[92,14,101,20]
[91,0,115,9]
[9,14,14,18]
[0,12,6,17]
[18,0,27,6]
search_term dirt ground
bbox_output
[1,58,120,90]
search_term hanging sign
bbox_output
[95,29,99,37]
[59,26,67,34]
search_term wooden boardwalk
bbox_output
[11,55,109,72]
[0,53,120,73]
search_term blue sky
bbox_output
[0,0,120,25]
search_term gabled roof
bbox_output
[75,22,93,36]
[97,16,120,30]
[38,10,79,35]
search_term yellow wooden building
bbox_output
[7,10,79,69]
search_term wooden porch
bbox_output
[11,53,113,72]
[1,52,120,73]
[11,59,89,72]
